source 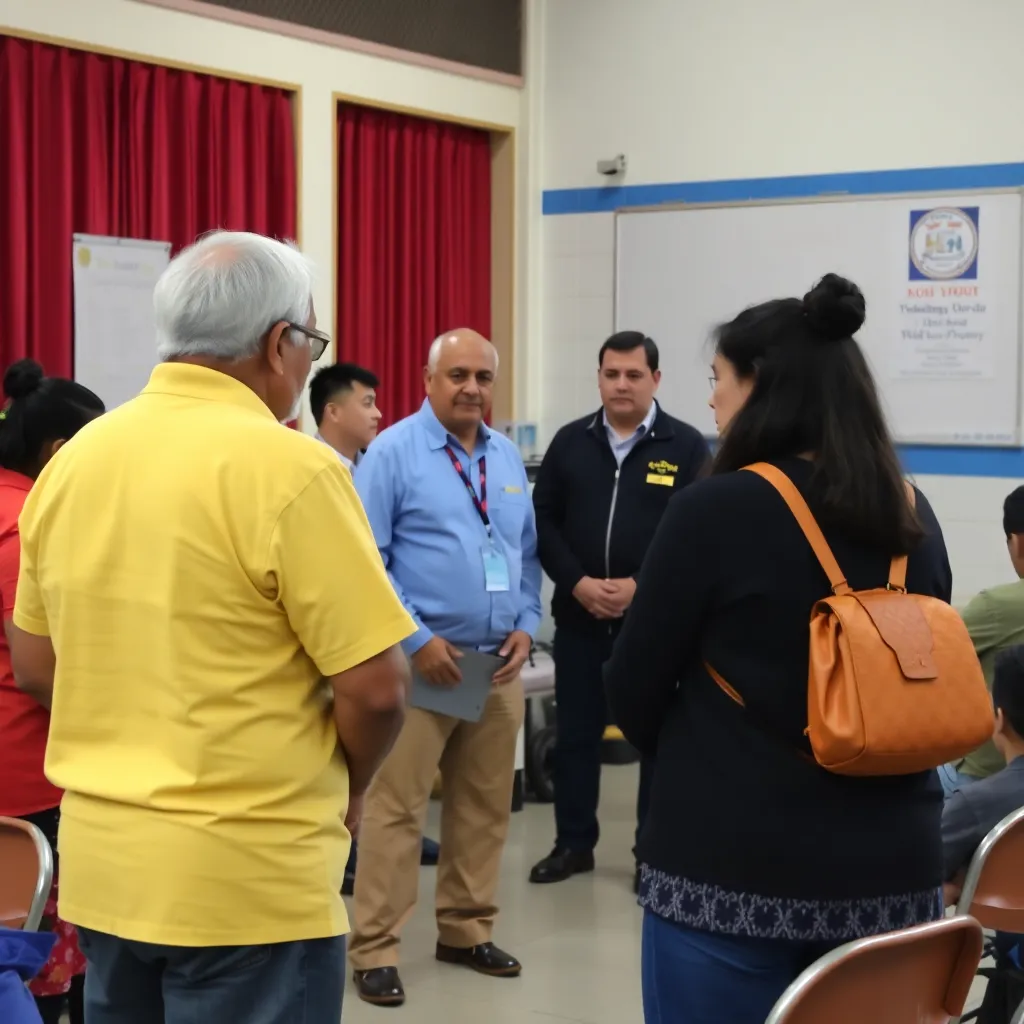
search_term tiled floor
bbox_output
[342,763,645,1023]
[341,762,992,1023]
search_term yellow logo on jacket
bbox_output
[646,459,677,486]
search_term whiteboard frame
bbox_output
[72,233,173,250]
[613,188,1024,447]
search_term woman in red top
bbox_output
[0,359,104,1024]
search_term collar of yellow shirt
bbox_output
[144,362,277,420]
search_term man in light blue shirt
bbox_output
[348,328,541,1007]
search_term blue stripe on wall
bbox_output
[543,161,1024,478]
[541,161,1024,215]
[899,446,1024,480]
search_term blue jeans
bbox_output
[938,762,978,798]
[641,911,840,1024]
[77,927,345,1024]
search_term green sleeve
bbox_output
[961,590,1003,658]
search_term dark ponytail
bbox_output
[0,360,105,479]
[712,274,923,554]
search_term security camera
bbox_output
[597,155,627,177]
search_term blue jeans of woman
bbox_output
[641,911,841,1024]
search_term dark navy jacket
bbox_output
[532,404,709,633]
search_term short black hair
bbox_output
[0,360,104,479]
[598,331,659,373]
[1004,486,1024,538]
[993,645,1024,737]
[309,363,379,426]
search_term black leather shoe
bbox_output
[529,848,595,884]
[420,836,441,866]
[436,941,521,977]
[353,967,405,1006]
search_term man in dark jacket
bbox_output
[529,331,709,887]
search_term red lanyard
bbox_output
[443,445,489,529]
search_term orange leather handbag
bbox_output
[710,463,994,777]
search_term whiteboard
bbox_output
[73,234,172,409]
[615,191,1024,445]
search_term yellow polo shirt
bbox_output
[14,363,415,947]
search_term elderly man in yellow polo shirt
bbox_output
[8,231,416,1024]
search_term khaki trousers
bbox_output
[348,677,525,970]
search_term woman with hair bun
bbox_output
[0,360,104,1024]
[604,275,953,1023]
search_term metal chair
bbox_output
[0,817,53,932]
[954,805,1024,1024]
[765,916,984,1024]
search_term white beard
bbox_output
[280,390,303,425]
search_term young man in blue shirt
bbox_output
[309,362,381,471]
[943,645,1024,1017]
[943,645,1024,903]
[309,362,441,893]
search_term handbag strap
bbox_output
[887,482,917,593]
[744,463,851,595]
[745,464,917,596]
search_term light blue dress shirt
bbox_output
[355,399,543,657]
[603,401,658,466]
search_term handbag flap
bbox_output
[848,590,938,680]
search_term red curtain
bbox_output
[337,104,491,426]
[0,35,296,378]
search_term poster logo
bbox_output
[909,206,979,280]
[77,246,92,269]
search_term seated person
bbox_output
[940,487,1024,796]
[943,644,1024,908]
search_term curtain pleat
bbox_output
[0,35,297,378]
[336,103,492,427]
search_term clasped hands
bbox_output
[411,629,532,689]
[572,576,636,620]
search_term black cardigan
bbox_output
[605,459,952,902]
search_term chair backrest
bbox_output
[764,916,984,1024]
[0,817,53,932]
[955,804,1024,932]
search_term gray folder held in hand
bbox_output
[410,647,506,723]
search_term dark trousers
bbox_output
[641,911,839,1024]
[77,928,345,1024]
[552,624,654,854]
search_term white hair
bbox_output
[154,230,315,361]
[427,331,500,373]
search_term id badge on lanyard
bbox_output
[443,444,511,593]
